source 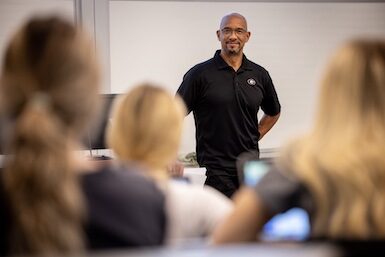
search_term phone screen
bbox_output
[262,207,310,241]
[242,160,269,187]
[242,161,310,241]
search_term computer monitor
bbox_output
[0,94,119,156]
[83,94,118,151]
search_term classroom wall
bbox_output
[108,1,385,155]
[0,0,74,66]
[1,1,384,156]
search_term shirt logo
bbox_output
[247,78,256,86]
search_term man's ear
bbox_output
[245,31,251,42]
[216,30,221,41]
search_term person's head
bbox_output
[0,15,100,254]
[280,39,385,239]
[108,84,186,175]
[0,16,100,138]
[216,13,250,57]
[315,40,385,142]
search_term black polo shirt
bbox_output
[177,50,280,176]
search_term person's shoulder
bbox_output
[184,56,216,78]
[82,163,139,182]
[167,180,209,200]
[167,180,196,196]
[168,180,232,205]
[82,164,166,248]
[201,185,233,206]
[244,56,271,75]
[247,59,269,73]
[81,163,162,200]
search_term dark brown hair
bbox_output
[0,16,100,254]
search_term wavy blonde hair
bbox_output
[108,84,186,172]
[0,16,100,254]
[279,39,385,239]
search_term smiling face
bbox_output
[217,13,250,57]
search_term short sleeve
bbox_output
[260,71,281,116]
[176,68,201,114]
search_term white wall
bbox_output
[1,1,384,156]
[108,1,385,155]
[0,0,74,67]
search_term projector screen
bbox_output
[109,1,385,155]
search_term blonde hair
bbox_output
[279,39,385,239]
[0,16,100,254]
[108,84,186,172]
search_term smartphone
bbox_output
[242,160,269,187]
[262,207,310,241]
[242,161,310,241]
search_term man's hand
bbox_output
[258,113,280,141]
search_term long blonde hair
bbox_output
[108,84,185,173]
[279,39,385,239]
[0,16,100,254]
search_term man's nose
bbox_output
[229,31,237,39]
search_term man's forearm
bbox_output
[258,113,280,140]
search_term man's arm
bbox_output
[258,112,280,141]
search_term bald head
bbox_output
[216,13,250,57]
[220,13,248,30]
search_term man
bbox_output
[177,13,281,198]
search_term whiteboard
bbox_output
[109,1,385,155]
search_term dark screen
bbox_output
[83,94,118,150]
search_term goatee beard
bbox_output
[227,49,239,55]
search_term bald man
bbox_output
[177,13,281,198]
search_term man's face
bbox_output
[216,16,250,56]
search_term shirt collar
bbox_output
[213,50,254,71]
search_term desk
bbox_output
[183,167,206,186]
[92,242,341,257]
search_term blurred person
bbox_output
[108,84,233,244]
[177,13,281,198]
[213,39,385,243]
[0,16,165,256]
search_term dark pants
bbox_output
[204,150,259,198]
[204,175,240,198]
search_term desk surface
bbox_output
[92,242,341,257]
[183,167,206,186]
